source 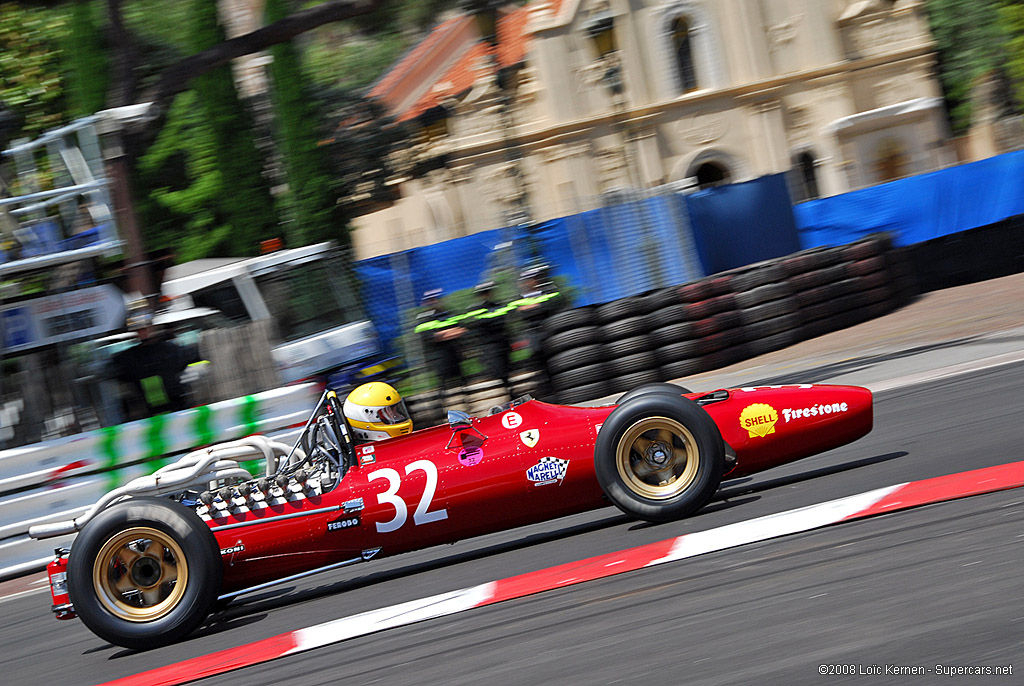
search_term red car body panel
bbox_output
[207,384,872,593]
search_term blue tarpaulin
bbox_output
[686,172,802,274]
[795,150,1024,248]
[355,174,805,347]
[354,228,512,346]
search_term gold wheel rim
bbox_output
[92,526,188,622]
[615,416,700,500]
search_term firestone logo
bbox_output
[782,402,848,422]
[739,403,778,438]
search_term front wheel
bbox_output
[615,382,692,405]
[595,394,723,522]
[67,497,222,649]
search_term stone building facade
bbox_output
[349,0,955,259]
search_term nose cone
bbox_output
[805,384,873,445]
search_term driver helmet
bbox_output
[343,382,412,442]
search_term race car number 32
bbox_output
[368,460,448,533]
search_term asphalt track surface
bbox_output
[1,351,1021,685]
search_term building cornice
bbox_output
[445,42,937,164]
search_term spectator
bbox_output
[467,281,513,392]
[110,302,200,419]
[514,264,564,398]
[413,289,468,395]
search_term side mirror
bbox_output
[447,410,473,431]
[445,410,488,450]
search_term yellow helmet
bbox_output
[343,382,412,442]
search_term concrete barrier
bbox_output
[0,383,318,580]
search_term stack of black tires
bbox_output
[541,233,913,404]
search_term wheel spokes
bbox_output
[617,416,701,499]
[94,527,189,621]
[139,586,166,607]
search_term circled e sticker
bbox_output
[739,403,778,438]
[502,412,523,429]
[458,446,484,466]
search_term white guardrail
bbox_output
[0,383,318,581]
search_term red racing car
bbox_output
[31,382,872,649]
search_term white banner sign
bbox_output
[0,284,125,353]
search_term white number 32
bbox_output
[367,460,448,533]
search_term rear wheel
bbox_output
[595,394,723,521]
[67,497,221,649]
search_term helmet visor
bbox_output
[377,399,410,425]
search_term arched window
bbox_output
[695,161,728,189]
[790,151,820,202]
[672,17,698,93]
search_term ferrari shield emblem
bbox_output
[520,429,540,448]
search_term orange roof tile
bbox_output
[395,5,534,123]
[368,15,468,105]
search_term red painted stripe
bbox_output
[100,460,1024,686]
[845,461,1024,520]
[485,537,677,606]
[102,633,298,686]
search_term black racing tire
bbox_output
[841,234,891,261]
[685,294,736,320]
[845,255,887,278]
[647,303,691,327]
[610,369,664,393]
[616,382,692,404]
[67,497,221,650]
[703,276,734,298]
[604,335,655,358]
[739,297,797,324]
[733,282,791,309]
[651,322,697,346]
[656,340,700,363]
[788,263,846,291]
[744,313,800,341]
[643,287,682,311]
[547,344,607,375]
[596,297,650,324]
[594,394,724,522]
[727,263,785,293]
[543,308,595,336]
[609,351,658,376]
[712,310,744,332]
[551,362,609,392]
[677,280,711,303]
[780,249,829,276]
[556,380,613,405]
[543,326,602,355]
[599,316,650,341]
[747,330,798,356]
[660,358,702,379]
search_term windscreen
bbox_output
[254,255,365,343]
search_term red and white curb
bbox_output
[104,460,1024,686]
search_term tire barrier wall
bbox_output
[542,233,913,405]
[0,383,320,581]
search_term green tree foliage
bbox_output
[0,2,66,140]
[265,0,338,246]
[1001,1,1024,110]
[137,90,233,261]
[188,0,279,255]
[303,28,405,92]
[925,0,1009,133]
[65,0,108,118]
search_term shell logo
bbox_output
[740,403,778,438]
